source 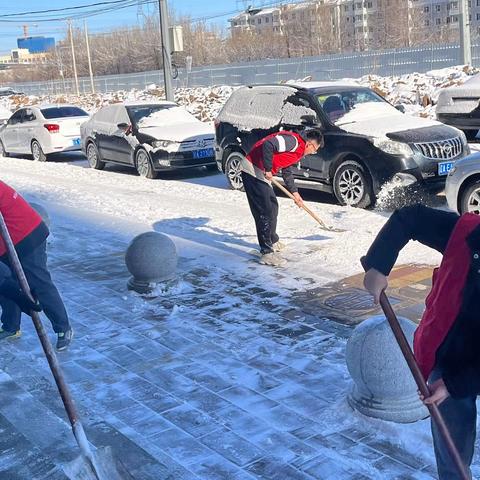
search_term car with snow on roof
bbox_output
[80,101,216,179]
[215,82,470,208]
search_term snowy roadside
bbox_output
[0,155,442,291]
[0,64,477,123]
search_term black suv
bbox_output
[214,83,470,208]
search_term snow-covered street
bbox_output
[1,150,478,479]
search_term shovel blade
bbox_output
[63,446,135,480]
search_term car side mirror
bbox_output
[301,114,319,126]
[395,104,406,113]
[117,122,129,130]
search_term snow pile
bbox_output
[0,64,478,122]
[0,85,235,123]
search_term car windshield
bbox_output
[128,105,198,127]
[41,106,88,119]
[315,89,400,125]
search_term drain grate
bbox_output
[324,289,377,312]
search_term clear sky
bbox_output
[0,0,255,53]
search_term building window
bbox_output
[477,12,480,19]
[425,19,430,25]
[367,1,373,7]
[452,15,458,22]
[436,17,441,24]
[436,4,441,11]
[265,16,269,23]
[446,16,451,23]
[424,6,430,12]
[257,18,261,24]
[344,4,349,10]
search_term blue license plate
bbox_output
[438,161,453,176]
[193,148,214,159]
[72,138,81,146]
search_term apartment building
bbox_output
[229,0,475,51]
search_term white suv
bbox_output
[0,105,89,161]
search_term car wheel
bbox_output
[0,140,9,157]
[460,179,480,215]
[31,140,47,162]
[136,148,158,179]
[463,129,478,142]
[225,151,245,191]
[333,160,373,208]
[86,141,105,170]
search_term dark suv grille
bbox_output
[414,137,463,160]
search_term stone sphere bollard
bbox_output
[346,315,428,423]
[125,232,177,294]
[29,202,50,228]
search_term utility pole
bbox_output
[84,20,95,93]
[459,0,472,65]
[68,20,80,95]
[158,0,174,101]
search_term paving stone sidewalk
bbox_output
[0,213,476,480]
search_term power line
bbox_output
[0,0,138,18]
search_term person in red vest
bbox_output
[362,204,480,480]
[241,129,324,266]
[0,181,73,351]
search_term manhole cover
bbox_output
[324,289,375,312]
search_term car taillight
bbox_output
[44,123,59,133]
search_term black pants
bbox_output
[0,241,70,333]
[429,369,475,480]
[242,172,279,254]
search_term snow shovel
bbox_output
[0,212,134,480]
[360,257,470,480]
[270,177,345,232]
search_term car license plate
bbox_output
[193,148,214,159]
[72,137,81,146]
[438,161,453,176]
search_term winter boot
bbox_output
[56,327,73,351]
[273,241,286,252]
[0,280,42,315]
[0,328,21,340]
[259,252,286,267]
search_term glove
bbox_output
[0,280,42,314]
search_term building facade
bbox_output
[229,0,477,52]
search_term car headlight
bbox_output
[153,140,175,149]
[458,131,468,146]
[372,138,412,156]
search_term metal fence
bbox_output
[8,42,480,96]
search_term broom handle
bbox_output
[0,213,90,451]
[361,259,470,480]
[270,177,328,229]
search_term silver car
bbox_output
[445,152,480,214]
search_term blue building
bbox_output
[17,36,55,54]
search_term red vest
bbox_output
[0,181,43,256]
[246,132,306,174]
[414,213,480,379]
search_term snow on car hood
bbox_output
[335,102,439,137]
[137,121,214,141]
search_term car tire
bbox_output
[225,151,245,191]
[460,179,480,215]
[135,148,158,179]
[0,140,9,157]
[86,141,105,170]
[333,160,373,208]
[463,129,478,142]
[31,140,47,162]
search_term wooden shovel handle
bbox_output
[270,177,328,229]
[361,258,470,480]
